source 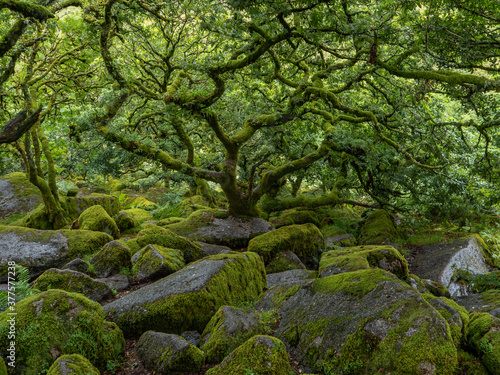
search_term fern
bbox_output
[0,264,38,313]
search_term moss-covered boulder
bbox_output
[136,331,204,373]
[114,210,140,232]
[466,312,500,374]
[47,354,100,375]
[166,209,273,248]
[0,290,124,374]
[422,294,469,346]
[90,241,132,278]
[0,172,42,221]
[0,357,6,375]
[269,209,321,228]
[32,268,112,302]
[200,306,264,363]
[266,251,306,274]
[358,209,401,245]
[273,269,457,374]
[77,205,120,239]
[205,335,291,375]
[136,225,205,263]
[132,244,185,281]
[248,223,324,265]
[123,196,158,211]
[318,245,409,280]
[0,226,112,283]
[102,252,266,338]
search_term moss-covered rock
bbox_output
[318,245,409,280]
[77,205,120,239]
[269,209,321,228]
[407,273,451,298]
[247,223,324,265]
[274,269,457,374]
[157,217,184,226]
[136,331,204,373]
[358,209,401,246]
[205,335,291,375]
[466,312,500,374]
[102,252,267,338]
[132,244,185,281]
[165,208,273,248]
[123,208,152,224]
[62,258,91,274]
[0,226,112,282]
[266,251,306,274]
[90,241,132,278]
[136,225,205,263]
[422,294,469,346]
[0,172,42,221]
[0,290,124,374]
[47,354,100,375]
[200,306,264,363]
[114,210,140,232]
[32,268,112,302]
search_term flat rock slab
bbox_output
[267,269,317,288]
[410,235,490,297]
[102,252,266,338]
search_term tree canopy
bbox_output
[1,0,499,226]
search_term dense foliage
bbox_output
[1,0,499,225]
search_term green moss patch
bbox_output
[318,245,409,280]
[247,223,324,264]
[78,205,120,239]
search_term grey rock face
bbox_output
[267,269,316,288]
[411,236,491,297]
[62,258,90,274]
[136,331,204,373]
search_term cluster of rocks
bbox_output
[1,175,500,374]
